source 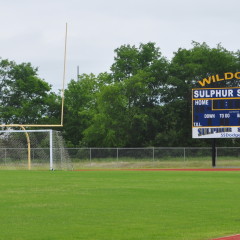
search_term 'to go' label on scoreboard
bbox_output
[192,87,240,138]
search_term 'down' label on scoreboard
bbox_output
[192,88,240,138]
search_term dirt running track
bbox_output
[211,234,240,240]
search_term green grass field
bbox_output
[0,170,240,240]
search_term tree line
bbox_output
[1,42,240,147]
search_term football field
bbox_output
[0,170,240,240]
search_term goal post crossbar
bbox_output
[0,124,63,128]
[0,129,53,133]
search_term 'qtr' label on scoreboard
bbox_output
[192,87,240,138]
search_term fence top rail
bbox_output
[216,147,240,149]
[65,147,213,150]
[0,147,239,150]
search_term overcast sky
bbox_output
[0,0,239,92]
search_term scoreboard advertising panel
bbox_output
[192,87,240,138]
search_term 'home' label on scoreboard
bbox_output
[192,87,240,138]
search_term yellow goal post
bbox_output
[0,24,69,170]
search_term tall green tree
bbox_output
[0,58,59,125]
[82,82,128,147]
[82,42,169,147]
[63,73,105,146]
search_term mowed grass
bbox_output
[0,171,240,240]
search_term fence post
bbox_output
[90,148,92,166]
[153,147,154,161]
[49,130,53,170]
[184,148,186,162]
[32,149,34,163]
[61,148,63,165]
[4,148,6,164]
[116,148,119,168]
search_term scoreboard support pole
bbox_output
[212,139,216,167]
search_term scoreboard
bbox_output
[192,87,240,138]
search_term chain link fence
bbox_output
[1,147,240,169]
[66,147,240,169]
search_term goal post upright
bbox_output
[61,22,67,126]
[23,127,31,171]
